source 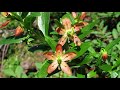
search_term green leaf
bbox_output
[54,19,64,28]
[76,42,91,58]
[21,12,29,19]
[112,28,118,39]
[102,26,108,34]
[81,20,99,33]
[35,62,42,70]
[38,12,50,36]
[21,73,28,78]
[112,59,120,69]
[105,37,120,51]
[15,66,23,78]
[117,22,120,33]
[45,35,57,51]
[87,70,96,78]
[37,60,50,78]
[61,12,75,25]
[110,71,118,78]
[99,64,112,72]
[0,36,28,45]
[3,69,16,77]
[77,74,85,78]
[78,53,93,66]
[11,12,23,22]
[79,30,92,40]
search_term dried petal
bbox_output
[47,61,58,74]
[80,12,86,20]
[1,12,10,17]
[56,27,65,35]
[0,20,10,28]
[56,44,63,56]
[73,34,81,46]
[62,52,76,61]
[43,52,56,60]
[58,36,67,46]
[72,12,77,18]
[60,62,72,76]
[62,18,71,30]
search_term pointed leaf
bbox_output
[38,12,50,36]
[37,60,50,78]
[15,66,23,78]
[99,64,112,72]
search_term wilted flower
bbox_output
[44,44,76,76]
[56,18,82,46]
[1,12,11,17]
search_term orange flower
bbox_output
[56,18,82,46]
[44,44,76,76]
[15,26,24,36]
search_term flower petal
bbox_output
[62,18,71,30]
[0,20,10,28]
[62,52,76,61]
[72,12,77,18]
[73,34,81,46]
[60,62,72,76]
[58,36,67,46]
[43,52,56,60]
[56,27,65,35]
[80,12,86,20]
[47,61,58,74]
[55,44,63,56]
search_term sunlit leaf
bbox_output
[36,60,50,78]
[15,66,23,78]
[38,12,50,36]
[87,70,96,78]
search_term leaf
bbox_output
[112,59,120,69]
[87,70,96,78]
[112,28,118,39]
[110,71,118,78]
[11,12,23,22]
[21,73,28,78]
[79,30,92,40]
[117,22,120,33]
[3,69,16,77]
[102,26,108,34]
[76,42,91,58]
[77,74,85,78]
[15,66,23,78]
[38,12,50,36]
[21,12,29,19]
[36,60,50,78]
[78,53,93,66]
[99,64,112,72]
[54,19,64,28]
[35,62,43,70]
[0,36,28,45]
[105,37,120,51]
[45,35,57,51]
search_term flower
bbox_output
[44,44,76,76]
[1,12,11,17]
[56,18,82,46]
[15,26,24,36]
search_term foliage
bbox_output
[0,12,120,78]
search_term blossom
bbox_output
[44,44,76,76]
[0,20,10,28]
[56,18,82,46]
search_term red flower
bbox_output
[44,44,76,76]
[56,18,82,46]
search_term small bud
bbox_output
[102,51,108,61]
[15,26,24,36]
